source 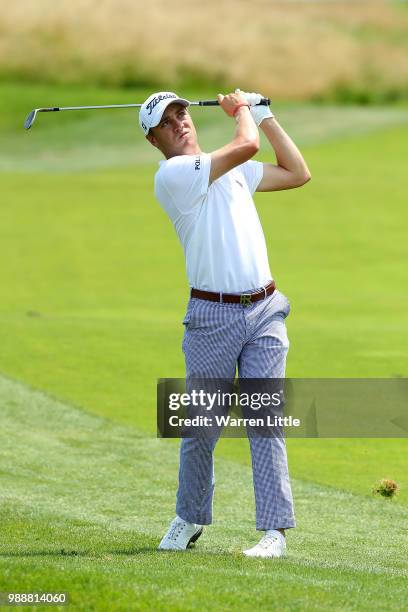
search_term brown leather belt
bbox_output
[191,280,276,306]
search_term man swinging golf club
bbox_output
[140,89,311,558]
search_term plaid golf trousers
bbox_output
[176,287,296,531]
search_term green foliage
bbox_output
[317,82,408,105]
[373,478,400,498]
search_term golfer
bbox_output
[140,89,311,558]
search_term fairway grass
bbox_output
[1,83,408,609]
[2,79,408,172]
[1,375,407,611]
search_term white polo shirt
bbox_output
[154,153,273,293]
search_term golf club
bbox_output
[24,98,271,130]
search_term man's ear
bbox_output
[146,133,158,148]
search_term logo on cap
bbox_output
[146,93,177,116]
[139,91,189,135]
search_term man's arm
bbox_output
[256,117,311,192]
[209,91,259,184]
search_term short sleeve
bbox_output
[239,160,264,195]
[157,153,211,214]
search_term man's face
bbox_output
[146,103,200,158]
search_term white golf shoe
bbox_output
[158,516,203,551]
[243,529,286,558]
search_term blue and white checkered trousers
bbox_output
[176,287,296,531]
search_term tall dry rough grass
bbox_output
[1,0,408,100]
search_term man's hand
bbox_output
[237,89,274,126]
[209,92,259,184]
[217,91,250,118]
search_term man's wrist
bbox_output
[234,106,252,124]
[233,103,250,117]
[259,115,276,128]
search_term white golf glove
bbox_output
[235,89,274,126]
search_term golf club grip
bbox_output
[199,98,270,106]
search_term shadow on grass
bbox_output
[0,545,237,558]
[0,547,163,558]
[0,550,90,557]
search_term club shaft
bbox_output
[37,104,142,112]
[35,98,270,113]
[24,97,271,129]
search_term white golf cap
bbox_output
[139,91,190,135]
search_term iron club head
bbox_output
[24,109,38,130]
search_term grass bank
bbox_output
[1,1,408,101]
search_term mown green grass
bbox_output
[2,81,408,172]
[1,83,407,609]
[1,376,407,611]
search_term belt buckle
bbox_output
[240,293,252,307]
